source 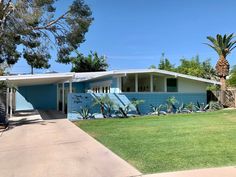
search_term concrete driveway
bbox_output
[0,111,141,177]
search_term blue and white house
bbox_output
[0,69,220,120]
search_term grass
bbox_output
[75,109,236,174]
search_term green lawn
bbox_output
[75,110,236,174]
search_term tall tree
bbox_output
[71,51,108,72]
[0,61,9,76]
[176,56,217,80]
[176,55,216,80]
[0,0,93,73]
[158,53,175,71]
[23,50,50,74]
[227,65,236,87]
[205,33,236,90]
[149,53,175,71]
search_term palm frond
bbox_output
[203,43,221,56]
[205,33,236,58]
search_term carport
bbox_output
[0,72,74,118]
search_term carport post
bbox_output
[6,87,9,117]
[150,74,153,92]
[69,79,72,93]
[62,82,65,113]
[135,74,138,92]
[56,83,59,111]
[9,88,12,117]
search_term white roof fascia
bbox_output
[0,72,74,81]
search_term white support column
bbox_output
[6,88,9,118]
[9,88,12,117]
[69,79,72,93]
[164,77,167,92]
[135,74,138,92]
[100,86,103,93]
[56,83,59,111]
[117,77,122,93]
[150,74,153,92]
[62,82,65,113]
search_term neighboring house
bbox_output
[0,69,220,120]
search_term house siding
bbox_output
[84,76,118,93]
[123,92,207,114]
[67,92,207,120]
[17,84,57,111]
[177,78,208,93]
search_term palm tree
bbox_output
[71,51,108,72]
[205,33,236,90]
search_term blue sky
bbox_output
[11,0,236,73]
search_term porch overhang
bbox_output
[0,73,74,86]
[0,73,75,118]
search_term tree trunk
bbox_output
[31,66,34,74]
[220,76,227,91]
[220,76,226,106]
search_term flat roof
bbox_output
[0,73,74,86]
[0,69,221,86]
[74,69,221,85]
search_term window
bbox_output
[167,78,177,92]
[91,85,111,93]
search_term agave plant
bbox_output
[185,102,196,112]
[205,33,236,90]
[131,98,145,115]
[195,102,209,112]
[93,95,115,118]
[175,103,192,114]
[74,107,91,120]
[166,96,178,113]
[150,104,167,116]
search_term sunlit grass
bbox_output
[75,109,236,174]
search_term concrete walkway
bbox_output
[0,112,141,177]
[144,166,236,177]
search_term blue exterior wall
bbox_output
[17,84,57,110]
[84,76,118,93]
[67,92,207,120]
[15,91,34,111]
[123,92,207,114]
[67,93,100,120]
[63,82,85,93]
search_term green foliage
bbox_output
[185,102,196,112]
[150,53,217,80]
[158,53,175,71]
[0,0,93,72]
[93,95,114,118]
[148,64,156,69]
[206,85,220,91]
[71,51,108,72]
[166,96,178,113]
[176,56,217,79]
[176,103,191,113]
[0,62,9,76]
[228,65,236,87]
[131,98,145,115]
[150,104,166,115]
[77,107,90,119]
[196,102,209,112]
[23,51,50,74]
[149,53,175,71]
[205,33,236,58]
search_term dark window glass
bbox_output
[167,78,177,92]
